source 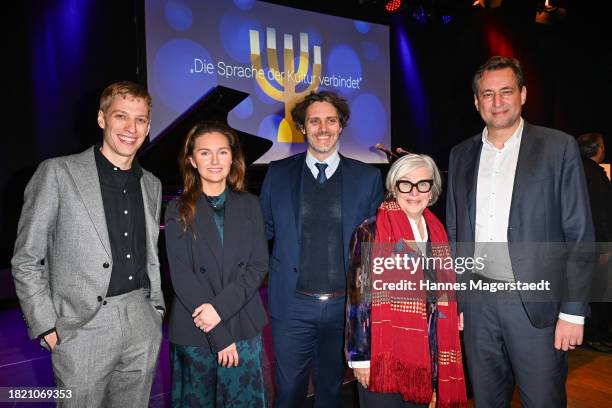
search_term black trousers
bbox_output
[585,262,612,340]
[357,383,427,408]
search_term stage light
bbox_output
[441,15,452,24]
[472,0,503,8]
[385,0,403,13]
[412,5,429,24]
[535,0,566,25]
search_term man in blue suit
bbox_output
[446,56,594,407]
[260,91,384,407]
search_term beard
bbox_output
[307,131,340,154]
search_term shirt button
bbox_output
[126,254,131,259]
[103,262,110,268]
[97,296,103,302]
[113,167,118,171]
[128,276,133,280]
[124,232,128,237]
[123,189,126,194]
[124,210,128,215]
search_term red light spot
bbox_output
[385,0,402,13]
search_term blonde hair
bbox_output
[99,81,152,114]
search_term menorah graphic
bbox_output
[249,28,322,143]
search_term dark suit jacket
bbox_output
[582,158,612,242]
[164,191,268,352]
[446,122,595,327]
[259,152,384,320]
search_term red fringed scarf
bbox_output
[369,200,467,408]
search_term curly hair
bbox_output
[291,91,350,130]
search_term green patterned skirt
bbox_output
[171,335,266,407]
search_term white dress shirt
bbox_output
[305,150,340,180]
[474,119,522,281]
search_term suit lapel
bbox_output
[221,191,241,284]
[140,174,158,264]
[340,155,356,269]
[195,196,223,271]
[509,123,540,216]
[465,136,482,240]
[65,147,111,257]
[290,153,306,238]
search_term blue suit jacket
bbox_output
[260,152,384,320]
[446,122,595,327]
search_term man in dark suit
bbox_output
[11,81,164,407]
[260,91,384,407]
[577,132,612,352]
[446,56,594,407]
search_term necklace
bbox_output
[205,192,226,209]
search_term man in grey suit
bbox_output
[446,56,594,407]
[11,81,165,407]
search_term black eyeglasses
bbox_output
[395,179,433,194]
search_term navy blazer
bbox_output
[164,191,269,352]
[446,122,595,327]
[259,152,384,320]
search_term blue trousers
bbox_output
[272,294,346,408]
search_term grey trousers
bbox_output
[51,289,163,408]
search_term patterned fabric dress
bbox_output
[171,335,266,407]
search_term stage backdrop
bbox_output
[144,0,390,163]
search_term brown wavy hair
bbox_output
[291,91,350,130]
[177,121,246,230]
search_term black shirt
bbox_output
[94,146,148,296]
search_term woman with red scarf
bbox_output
[345,154,467,407]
